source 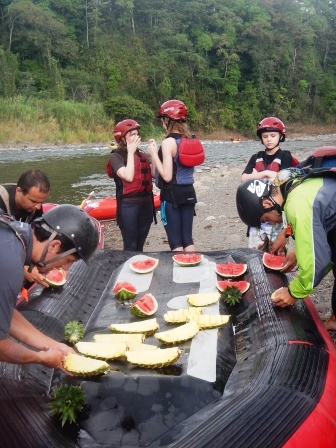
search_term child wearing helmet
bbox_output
[109,119,155,251]
[240,116,298,252]
[148,99,197,252]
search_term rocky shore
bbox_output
[102,161,335,341]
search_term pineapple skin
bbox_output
[126,347,181,368]
[63,353,109,376]
[154,321,199,344]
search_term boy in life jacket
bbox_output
[108,119,155,251]
[241,117,298,252]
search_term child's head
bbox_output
[256,117,286,151]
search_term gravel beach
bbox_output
[102,158,335,341]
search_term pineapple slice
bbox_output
[163,307,203,324]
[127,342,159,352]
[109,318,159,335]
[63,353,109,376]
[75,342,127,360]
[93,333,145,344]
[154,321,199,344]
[126,347,181,368]
[189,314,230,329]
[187,292,220,307]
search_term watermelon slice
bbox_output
[215,262,247,278]
[45,268,67,287]
[263,253,285,270]
[129,257,159,274]
[216,280,250,294]
[113,281,138,300]
[172,253,204,267]
[130,293,158,317]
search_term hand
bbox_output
[39,347,67,369]
[271,287,297,308]
[280,251,297,272]
[147,139,158,157]
[126,134,141,154]
[271,229,287,256]
[24,265,49,288]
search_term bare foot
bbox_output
[324,314,336,331]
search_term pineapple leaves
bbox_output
[49,384,86,426]
[220,286,242,306]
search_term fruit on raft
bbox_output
[172,253,204,267]
[44,268,67,287]
[126,347,181,368]
[154,321,199,344]
[64,320,85,343]
[130,293,158,317]
[263,253,286,270]
[215,262,247,278]
[127,342,159,352]
[75,341,127,360]
[49,384,86,427]
[270,287,285,301]
[109,318,159,335]
[216,280,250,294]
[220,285,243,306]
[186,292,220,307]
[113,281,138,301]
[190,314,231,329]
[129,257,159,273]
[63,353,109,376]
[163,307,203,324]
[93,333,145,344]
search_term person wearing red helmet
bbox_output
[108,119,156,251]
[148,99,197,252]
[240,116,298,252]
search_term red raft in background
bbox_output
[81,193,161,221]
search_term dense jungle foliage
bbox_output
[0,0,336,136]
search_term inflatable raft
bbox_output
[4,249,336,447]
[81,193,161,220]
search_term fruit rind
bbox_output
[130,293,158,317]
[129,257,159,274]
[263,253,286,270]
[63,353,109,376]
[154,321,199,344]
[172,253,204,267]
[126,347,181,368]
[113,281,138,301]
[215,262,247,278]
[109,318,159,335]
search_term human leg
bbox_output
[119,202,140,251]
[163,201,184,251]
[180,204,195,250]
[136,201,154,251]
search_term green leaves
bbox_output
[49,384,86,426]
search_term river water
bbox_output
[0,136,335,204]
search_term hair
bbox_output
[164,117,192,138]
[17,169,50,195]
[31,221,78,256]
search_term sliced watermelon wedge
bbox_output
[215,262,247,278]
[45,268,67,287]
[129,258,159,274]
[216,280,250,294]
[130,293,158,318]
[172,253,204,267]
[263,253,285,270]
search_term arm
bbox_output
[24,265,49,288]
[115,135,141,182]
[241,168,277,182]
[148,137,175,183]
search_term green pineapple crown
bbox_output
[220,286,242,306]
[64,320,85,343]
[49,384,86,426]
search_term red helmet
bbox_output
[113,119,140,143]
[256,117,286,142]
[158,99,188,122]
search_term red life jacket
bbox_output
[255,156,282,172]
[119,151,153,196]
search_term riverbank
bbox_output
[1,123,336,151]
[102,162,335,342]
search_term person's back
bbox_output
[241,116,296,252]
[0,169,50,223]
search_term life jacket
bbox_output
[298,146,336,169]
[111,150,153,197]
[0,183,16,214]
[254,150,299,172]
